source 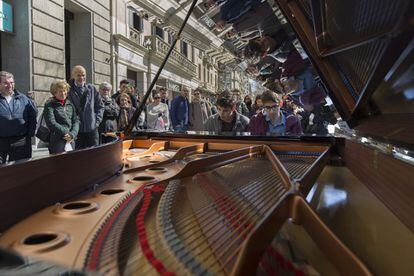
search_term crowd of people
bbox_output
[0,60,336,163]
[0,0,339,163]
[203,0,338,136]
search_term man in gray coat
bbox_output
[204,90,249,134]
[67,65,104,149]
[189,88,212,131]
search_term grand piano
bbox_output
[0,0,413,275]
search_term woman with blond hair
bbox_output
[43,80,79,154]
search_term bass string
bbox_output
[168,179,286,270]
[91,158,284,272]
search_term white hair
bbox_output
[99,81,112,90]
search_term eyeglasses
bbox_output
[194,93,200,95]
[154,97,161,99]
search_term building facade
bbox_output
[0,0,251,106]
[112,0,237,99]
[0,0,112,107]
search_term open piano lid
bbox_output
[277,0,414,149]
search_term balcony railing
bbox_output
[145,35,197,78]
[128,27,144,47]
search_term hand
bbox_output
[63,133,72,142]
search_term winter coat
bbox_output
[117,107,145,131]
[220,0,262,23]
[204,112,250,133]
[189,100,212,131]
[236,101,250,117]
[99,97,119,134]
[146,103,170,130]
[0,90,37,138]
[170,95,190,128]
[233,1,282,40]
[67,80,104,133]
[43,98,79,154]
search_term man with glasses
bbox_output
[204,90,249,134]
[98,82,119,142]
[248,90,302,136]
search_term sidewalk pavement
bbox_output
[32,146,49,159]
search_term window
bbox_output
[154,26,164,39]
[181,41,188,57]
[198,64,201,79]
[127,69,137,87]
[133,14,142,31]
[128,8,143,31]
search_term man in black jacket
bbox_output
[0,71,37,163]
[98,82,120,142]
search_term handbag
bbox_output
[36,113,50,142]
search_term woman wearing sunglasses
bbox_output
[146,92,170,131]
[248,90,302,136]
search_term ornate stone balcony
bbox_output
[145,35,197,78]
[128,27,144,47]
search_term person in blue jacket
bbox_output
[170,87,190,132]
[0,71,37,163]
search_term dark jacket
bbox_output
[170,95,190,127]
[44,98,79,138]
[299,86,327,108]
[236,101,250,117]
[278,49,308,79]
[233,1,282,40]
[248,112,302,136]
[68,80,104,133]
[248,105,261,118]
[0,90,37,138]
[43,98,79,153]
[220,0,262,23]
[99,97,120,134]
[204,112,250,133]
[117,107,141,131]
